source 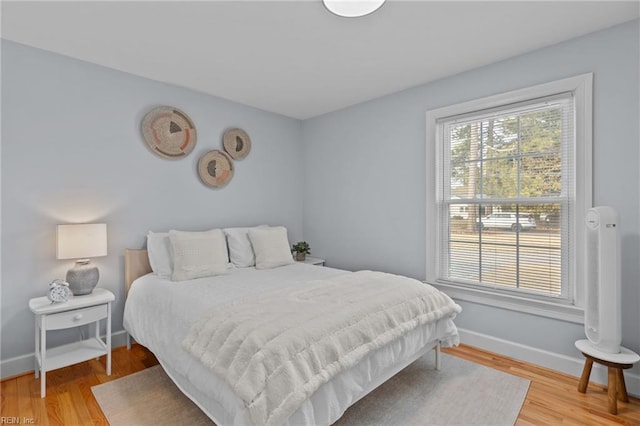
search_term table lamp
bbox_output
[56,223,107,295]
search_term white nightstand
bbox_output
[29,288,114,397]
[297,256,325,266]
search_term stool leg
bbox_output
[578,358,593,393]
[616,369,629,402]
[608,367,618,415]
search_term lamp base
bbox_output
[66,260,99,295]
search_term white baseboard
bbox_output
[4,328,638,398]
[458,328,640,397]
[0,330,129,380]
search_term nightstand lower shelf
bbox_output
[35,337,108,372]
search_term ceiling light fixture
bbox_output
[323,0,386,18]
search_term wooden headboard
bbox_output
[124,249,152,294]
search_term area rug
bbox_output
[92,353,529,426]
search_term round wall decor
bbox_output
[198,150,234,188]
[141,106,197,159]
[223,128,251,160]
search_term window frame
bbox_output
[425,74,592,323]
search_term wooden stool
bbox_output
[575,339,640,415]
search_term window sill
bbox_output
[429,281,584,324]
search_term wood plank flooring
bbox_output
[442,345,640,425]
[1,343,639,425]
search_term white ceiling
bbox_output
[2,1,638,119]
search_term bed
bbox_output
[123,228,461,426]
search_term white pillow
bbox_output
[169,229,228,281]
[248,226,295,270]
[147,231,172,278]
[223,225,268,268]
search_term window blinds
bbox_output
[436,93,574,300]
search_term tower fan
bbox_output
[583,206,621,354]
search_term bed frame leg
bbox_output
[126,333,131,350]
[435,342,441,370]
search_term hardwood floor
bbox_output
[2,343,639,425]
[1,344,158,426]
[442,345,640,426]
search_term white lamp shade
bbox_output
[56,223,107,260]
[323,0,386,17]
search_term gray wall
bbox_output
[302,20,640,359]
[2,20,639,376]
[1,40,303,362]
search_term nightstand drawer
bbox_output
[46,305,107,330]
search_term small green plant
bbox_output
[292,241,311,255]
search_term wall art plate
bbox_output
[198,150,234,188]
[222,128,251,160]
[141,106,197,159]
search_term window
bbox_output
[426,74,592,322]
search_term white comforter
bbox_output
[124,264,461,425]
[182,270,461,426]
